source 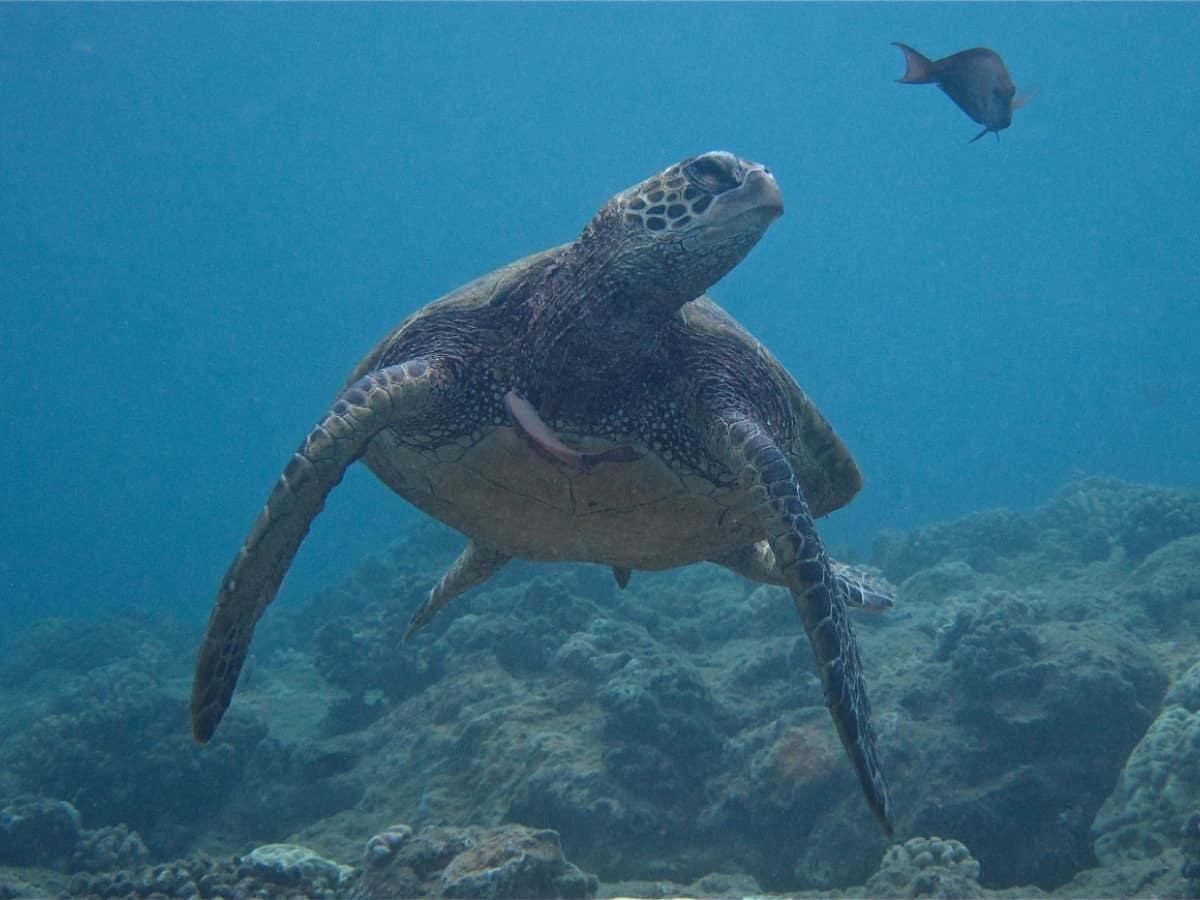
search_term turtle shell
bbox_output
[346,247,863,570]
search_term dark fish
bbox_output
[893,42,1032,143]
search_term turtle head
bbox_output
[526,153,782,390]
[582,151,783,307]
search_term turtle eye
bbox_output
[683,155,741,195]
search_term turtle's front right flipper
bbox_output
[191,359,456,744]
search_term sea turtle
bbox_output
[191,151,895,834]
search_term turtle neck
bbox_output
[520,205,695,403]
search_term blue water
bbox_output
[2,3,1197,626]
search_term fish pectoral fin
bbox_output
[504,389,640,470]
[1013,85,1039,111]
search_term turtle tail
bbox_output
[713,411,894,836]
[191,359,453,743]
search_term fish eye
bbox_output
[683,155,741,195]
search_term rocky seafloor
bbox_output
[2,475,1199,898]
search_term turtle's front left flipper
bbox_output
[712,411,893,836]
[191,359,456,744]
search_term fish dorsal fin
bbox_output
[504,390,640,470]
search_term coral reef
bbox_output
[313,608,445,733]
[250,478,1193,890]
[71,822,151,873]
[356,823,596,899]
[1034,477,1200,565]
[595,653,721,804]
[0,796,150,877]
[243,842,354,889]
[874,508,1036,582]
[56,823,596,899]
[364,823,413,868]
[3,476,1200,896]
[0,662,267,856]
[865,836,984,898]
[1183,811,1200,898]
[0,796,82,869]
[1092,660,1200,866]
[0,615,184,690]
[1117,489,1200,562]
[903,589,1165,888]
[65,849,349,899]
[0,649,361,859]
[219,734,365,840]
[1119,534,1200,628]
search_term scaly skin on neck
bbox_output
[521,204,713,404]
[512,152,781,411]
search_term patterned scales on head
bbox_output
[190,151,897,835]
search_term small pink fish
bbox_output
[504,390,639,470]
[893,42,1034,143]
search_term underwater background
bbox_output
[2,3,1199,898]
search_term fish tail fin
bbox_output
[581,444,641,467]
[892,42,937,84]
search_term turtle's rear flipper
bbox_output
[831,561,896,612]
[712,545,897,612]
[711,540,784,586]
[191,359,455,744]
[712,411,893,837]
[405,540,510,640]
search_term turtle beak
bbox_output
[712,164,783,227]
[746,166,784,221]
